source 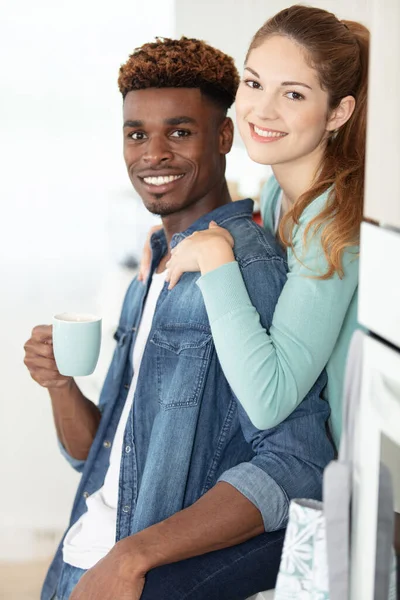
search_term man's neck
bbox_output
[161,180,232,248]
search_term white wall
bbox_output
[0,0,173,561]
[176,0,371,68]
[0,0,371,562]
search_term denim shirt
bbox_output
[41,200,334,600]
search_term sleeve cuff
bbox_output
[197,261,253,323]
[218,462,289,532]
[58,439,86,473]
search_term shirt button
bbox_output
[125,445,131,453]
[122,505,130,513]
[103,440,111,449]
[124,384,130,390]
[83,491,90,499]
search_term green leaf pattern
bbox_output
[274,499,397,600]
[275,499,329,600]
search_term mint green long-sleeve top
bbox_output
[197,176,359,447]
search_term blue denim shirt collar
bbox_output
[150,199,254,254]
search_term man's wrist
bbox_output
[197,239,235,275]
[113,533,158,579]
[49,378,77,411]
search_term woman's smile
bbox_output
[250,123,288,142]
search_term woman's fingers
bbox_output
[167,268,183,290]
[208,221,234,247]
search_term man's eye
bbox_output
[170,130,191,138]
[285,91,305,101]
[129,131,147,140]
[244,79,262,90]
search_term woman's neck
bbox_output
[272,144,325,210]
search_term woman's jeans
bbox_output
[54,528,285,600]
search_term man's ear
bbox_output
[326,95,356,132]
[219,117,234,154]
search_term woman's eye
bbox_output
[129,131,147,140]
[244,79,262,90]
[285,91,305,101]
[170,130,191,138]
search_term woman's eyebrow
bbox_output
[244,68,312,90]
[244,66,260,78]
[281,81,312,90]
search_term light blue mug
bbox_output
[52,312,102,377]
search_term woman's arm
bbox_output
[197,204,359,430]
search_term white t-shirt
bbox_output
[63,270,166,569]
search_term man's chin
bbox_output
[142,197,180,217]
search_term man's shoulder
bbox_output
[222,214,286,267]
[220,214,287,325]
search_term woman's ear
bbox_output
[326,95,356,132]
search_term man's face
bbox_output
[123,88,232,216]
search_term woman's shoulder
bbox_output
[291,188,359,276]
[297,187,331,224]
[260,177,332,245]
[261,177,330,218]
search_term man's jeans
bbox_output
[53,529,285,600]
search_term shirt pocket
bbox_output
[150,324,212,409]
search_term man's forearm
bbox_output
[117,481,264,577]
[49,379,101,461]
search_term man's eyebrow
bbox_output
[123,117,198,128]
[123,120,143,128]
[164,116,197,126]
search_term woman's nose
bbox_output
[253,92,279,121]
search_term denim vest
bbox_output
[41,200,334,599]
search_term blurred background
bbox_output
[0,0,371,597]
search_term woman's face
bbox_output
[236,35,332,168]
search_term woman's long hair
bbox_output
[248,6,369,278]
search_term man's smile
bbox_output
[137,171,186,193]
[141,174,185,187]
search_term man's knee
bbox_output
[140,530,285,600]
[140,563,185,600]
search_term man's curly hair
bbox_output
[118,37,239,112]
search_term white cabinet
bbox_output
[363,0,400,227]
[351,335,400,600]
[358,222,400,348]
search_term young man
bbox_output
[24,38,334,600]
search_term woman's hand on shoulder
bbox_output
[166,221,235,290]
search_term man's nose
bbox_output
[142,137,173,167]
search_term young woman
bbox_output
[140,5,369,448]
